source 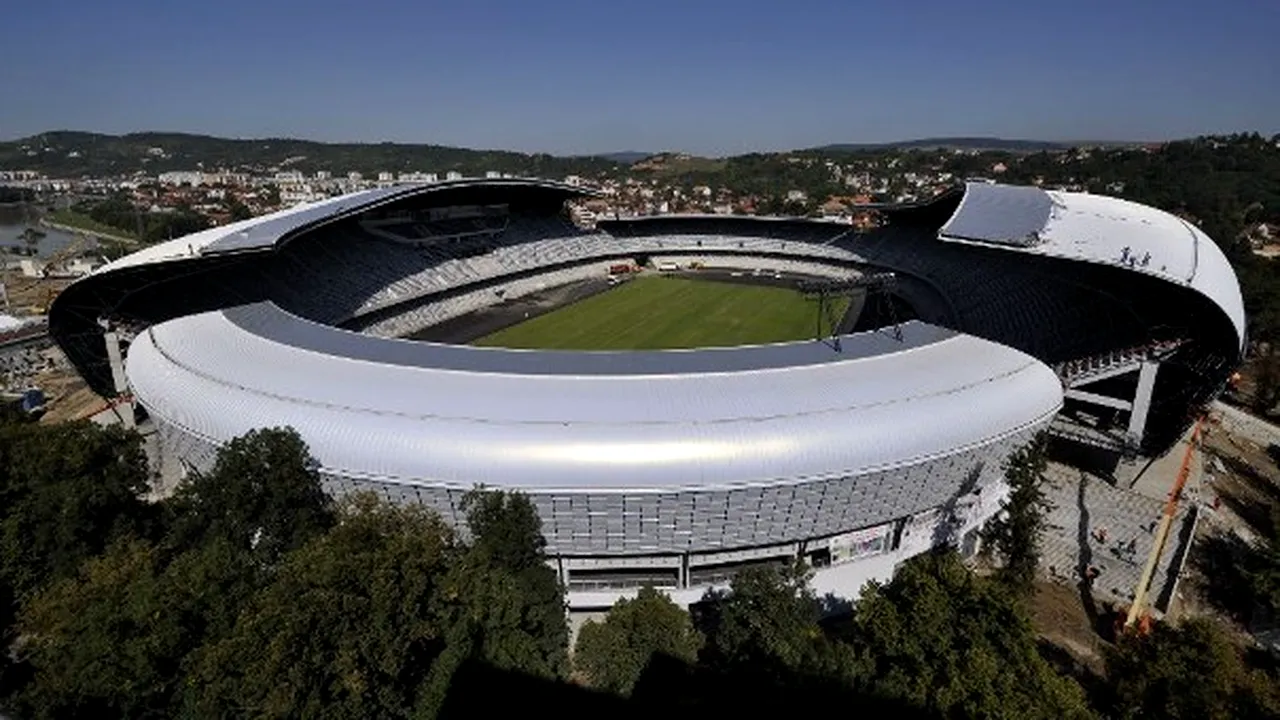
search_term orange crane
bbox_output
[1123,416,1204,631]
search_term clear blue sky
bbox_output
[2,0,1277,156]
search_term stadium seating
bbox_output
[837,229,1149,363]
[265,213,871,337]
[258,210,1152,365]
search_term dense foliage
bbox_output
[1104,618,1280,719]
[1,420,1276,719]
[0,186,36,204]
[983,434,1051,594]
[575,586,703,695]
[847,551,1093,719]
[0,131,624,179]
[164,427,335,560]
[697,562,851,677]
[0,418,155,700]
[0,423,569,719]
[62,192,210,244]
[187,497,460,718]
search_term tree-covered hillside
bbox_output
[0,131,626,178]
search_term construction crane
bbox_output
[40,234,88,278]
[1122,417,1204,631]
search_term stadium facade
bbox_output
[49,179,1244,609]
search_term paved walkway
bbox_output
[1126,425,1205,504]
[1040,461,1191,614]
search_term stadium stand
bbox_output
[50,178,1244,609]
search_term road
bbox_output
[39,219,138,246]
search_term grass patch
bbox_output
[45,209,138,240]
[474,275,847,350]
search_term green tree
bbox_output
[461,487,547,572]
[165,427,334,561]
[0,420,152,597]
[12,537,260,718]
[188,494,460,719]
[575,586,702,695]
[261,184,281,207]
[849,550,1093,719]
[6,426,333,717]
[142,208,210,244]
[699,561,851,678]
[982,434,1050,594]
[227,197,253,222]
[456,488,569,679]
[1104,618,1280,720]
[84,192,142,237]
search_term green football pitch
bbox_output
[474,275,847,350]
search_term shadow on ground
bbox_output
[440,654,935,720]
[1192,532,1273,626]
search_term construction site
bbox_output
[0,220,121,423]
[1031,403,1280,675]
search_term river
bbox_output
[0,205,92,259]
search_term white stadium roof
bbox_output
[126,307,1063,493]
[96,177,592,273]
[939,182,1246,349]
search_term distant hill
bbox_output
[812,137,1135,153]
[0,131,626,179]
[630,152,728,176]
[0,131,1155,178]
[589,151,652,164]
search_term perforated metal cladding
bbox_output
[157,413,1039,556]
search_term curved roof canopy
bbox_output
[93,177,594,273]
[940,182,1246,351]
[126,305,1064,493]
[49,177,595,394]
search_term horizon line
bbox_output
[7,127,1254,159]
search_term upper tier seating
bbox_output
[267,215,865,329]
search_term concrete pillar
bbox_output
[104,331,136,428]
[1126,361,1159,446]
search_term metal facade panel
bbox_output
[939,182,1053,246]
[212,422,1037,557]
[127,314,1063,492]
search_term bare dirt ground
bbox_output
[1030,580,1107,672]
[35,368,102,423]
[1,270,73,311]
[1200,417,1280,542]
[1173,414,1280,643]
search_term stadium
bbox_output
[48,178,1245,609]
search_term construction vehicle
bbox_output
[1117,417,1204,636]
